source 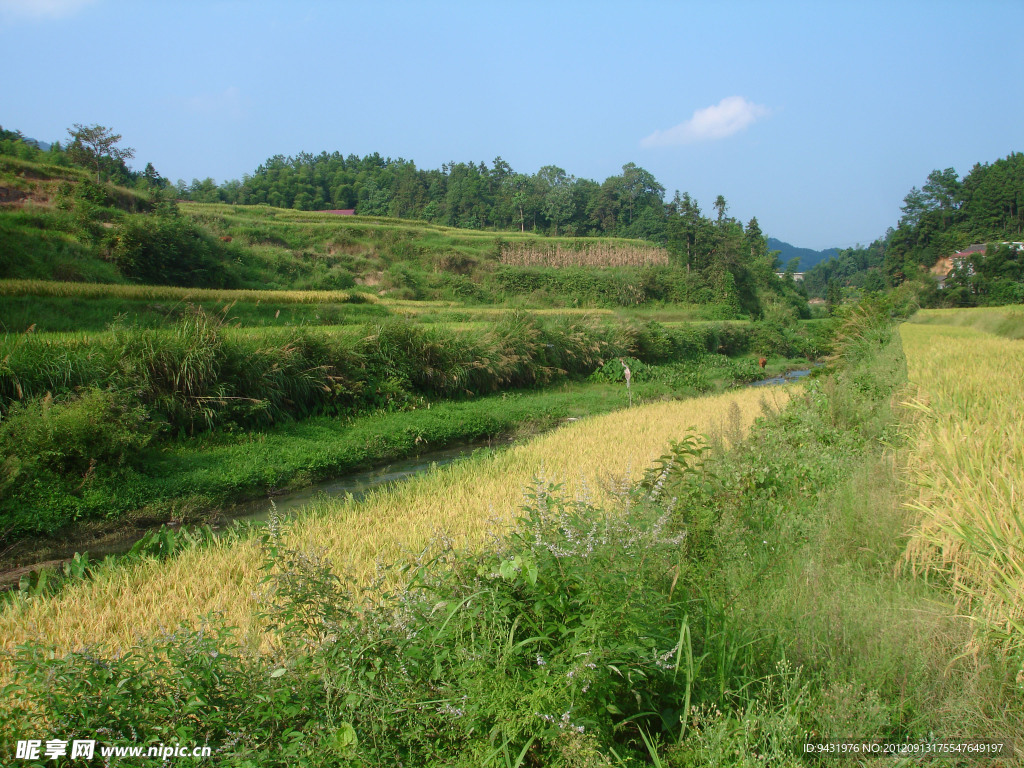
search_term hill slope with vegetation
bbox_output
[803,152,1024,307]
[766,237,839,271]
[1,124,809,319]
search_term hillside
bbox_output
[0,140,810,318]
[0,153,665,300]
[801,152,1024,306]
[766,237,839,271]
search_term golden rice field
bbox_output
[0,385,794,662]
[499,240,670,268]
[380,299,615,317]
[0,279,372,305]
[909,306,1024,339]
[901,313,1024,650]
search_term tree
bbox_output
[66,124,135,183]
[744,216,768,260]
[618,162,664,225]
[544,185,574,236]
[825,279,842,315]
[713,195,728,224]
[921,167,961,227]
[142,162,167,189]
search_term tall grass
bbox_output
[0,310,753,426]
[901,319,1024,656]
[0,385,793,664]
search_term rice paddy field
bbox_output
[901,307,1024,654]
[0,385,793,662]
[0,278,373,305]
[0,279,739,335]
[498,240,669,268]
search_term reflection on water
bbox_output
[226,440,494,525]
[746,368,813,387]
[5,440,499,575]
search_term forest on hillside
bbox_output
[0,124,769,247]
[804,152,1024,306]
[0,125,812,317]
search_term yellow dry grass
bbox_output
[499,241,669,268]
[0,279,373,305]
[901,320,1024,648]
[0,385,793,661]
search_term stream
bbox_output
[746,367,815,387]
[0,438,504,588]
[3,369,814,584]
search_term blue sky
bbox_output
[2,0,1021,250]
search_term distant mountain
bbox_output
[767,238,839,272]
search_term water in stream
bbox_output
[226,439,496,525]
[5,369,814,579]
[746,367,814,387]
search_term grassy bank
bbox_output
[2,306,811,543]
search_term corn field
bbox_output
[901,315,1024,654]
[499,241,669,268]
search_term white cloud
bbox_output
[0,0,97,21]
[641,96,770,148]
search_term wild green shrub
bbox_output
[0,387,152,479]
[383,262,427,299]
[0,387,154,533]
[111,214,232,287]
